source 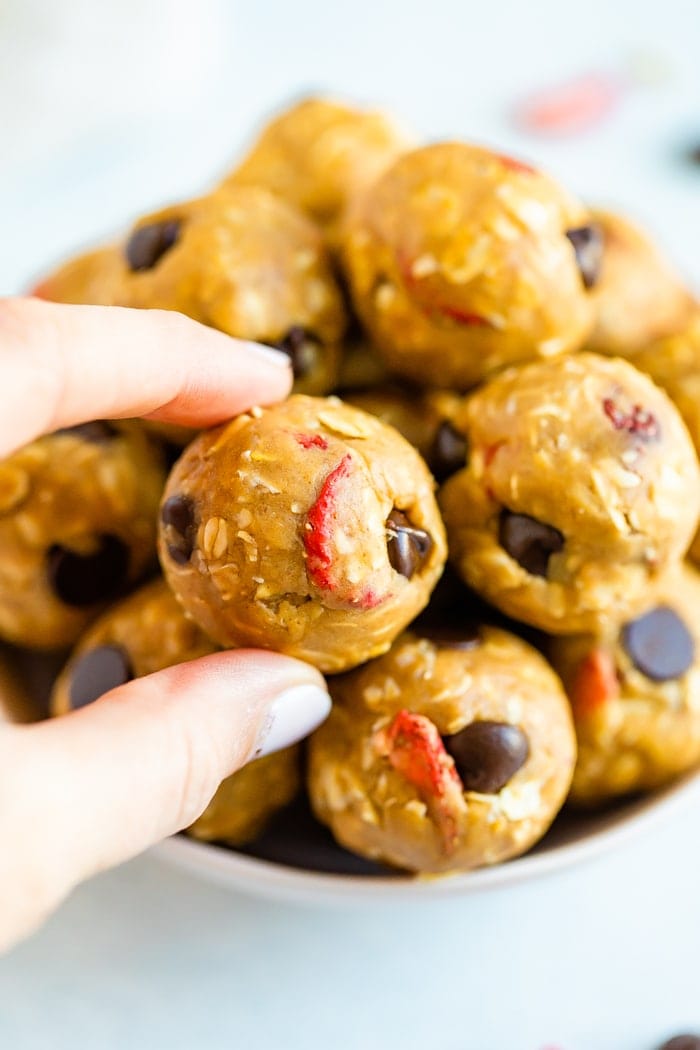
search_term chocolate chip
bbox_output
[566,224,603,289]
[386,509,433,579]
[658,1037,700,1050]
[498,510,564,577]
[125,219,180,271]
[47,535,129,606]
[54,421,118,444]
[69,644,133,709]
[430,421,468,481]
[685,144,700,166]
[161,494,195,564]
[274,326,322,380]
[444,721,530,794]
[622,605,694,682]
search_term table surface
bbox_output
[0,1,699,1047]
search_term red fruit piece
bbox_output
[496,152,536,175]
[570,648,619,719]
[603,397,660,440]
[304,454,384,609]
[434,304,491,327]
[375,709,466,852]
[295,433,329,450]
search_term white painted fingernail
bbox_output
[255,684,331,758]
[239,340,293,370]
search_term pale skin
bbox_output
[0,298,331,952]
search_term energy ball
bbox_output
[51,578,299,846]
[550,564,700,805]
[632,314,700,562]
[158,395,447,673]
[586,210,695,356]
[341,142,598,389]
[0,422,165,650]
[308,628,575,874]
[439,353,700,634]
[118,187,347,396]
[51,578,216,715]
[345,386,465,481]
[187,747,300,846]
[223,97,411,238]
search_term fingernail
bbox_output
[255,684,331,758]
[239,340,293,370]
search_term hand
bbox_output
[0,298,331,952]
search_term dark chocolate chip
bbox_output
[161,494,195,564]
[54,421,119,444]
[69,644,133,709]
[125,219,180,271]
[622,605,694,682]
[444,720,530,794]
[430,421,468,481]
[566,224,604,289]
[274,326,322,380]
[657,1037,700,1050]
[386,509,433,579]
[47,534,129,607]
[498,510,564,577]
[685,144,700,166]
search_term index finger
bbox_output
[0,298,292,457]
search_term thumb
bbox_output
[0,651,329,949]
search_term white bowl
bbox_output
[13,642,700,903]
[154,769,700,904]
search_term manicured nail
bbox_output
[255,683,331,758]
[239,340,293,370]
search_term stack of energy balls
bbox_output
[17,97,700,875]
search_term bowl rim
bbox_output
[153,768,700,905]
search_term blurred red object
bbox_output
[513,72,622,135]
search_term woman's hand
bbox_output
[0,298,331,952]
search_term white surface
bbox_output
[0,1,699,1047]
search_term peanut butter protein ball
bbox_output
[223,97,411,238]
[586,210,695,357]
[342,142,599,389]
[439,353,700,634]
[308,628,575,873]
[118,187,348,396]
[550,564,700,805]
[52,578,299,845]
[0,422,165,649]
[159,395,446,672]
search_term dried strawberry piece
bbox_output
[434,304,491,327]
[396,249,491,328]
[570,648,619,719]
[304,454,384,609]
[375,709,466,852]
[496,152,536,175]
[295,433,329,450]
[603,397,660,440]
[484,441,505,468]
